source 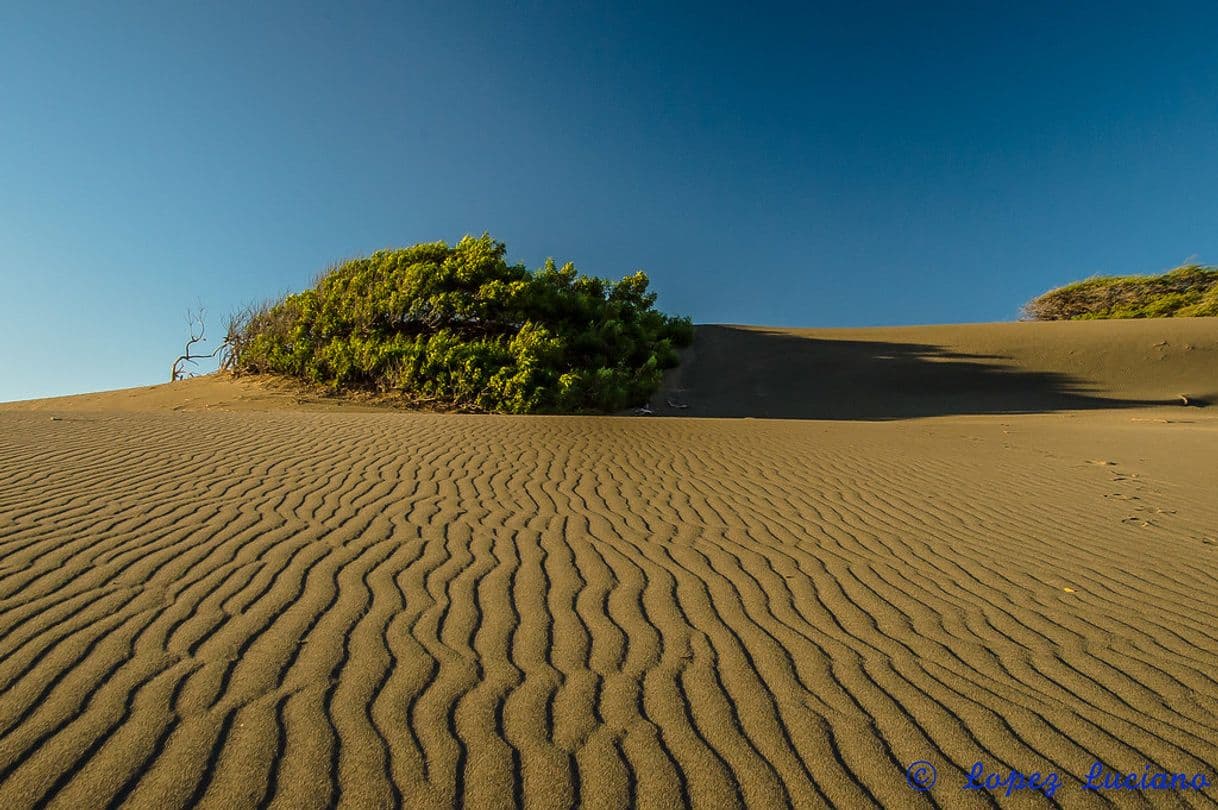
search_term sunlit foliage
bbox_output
[1023,264,1218,320]
[227,234,693,412]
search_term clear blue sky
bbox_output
[3,1,1217,401]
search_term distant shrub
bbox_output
[225,234,693,413]
[1023,264,1218,320]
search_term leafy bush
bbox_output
[225,234,693,413]
[1023,264,1218,320]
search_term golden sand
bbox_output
[1,319,1216,808]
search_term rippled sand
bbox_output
[2,319,1216,808]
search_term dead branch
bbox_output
[171,308,224,381]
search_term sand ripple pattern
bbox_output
[1,411,1216,809]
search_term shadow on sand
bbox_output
[657,325,1181,420]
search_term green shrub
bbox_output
[1023,264,1218,320]
[225,234,693,413]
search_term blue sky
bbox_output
[2,1,1217,401]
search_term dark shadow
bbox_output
[654,325,1182,420]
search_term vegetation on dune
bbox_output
[224,234,693,413]
[1023,264,1218,320]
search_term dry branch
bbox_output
[171,308,225,381]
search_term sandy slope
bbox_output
[653,318,1218,418]
[1,319,1217,809]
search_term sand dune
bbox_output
[1,319,1217,808]
[655,318,1218,418]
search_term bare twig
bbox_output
[171,308,224,381]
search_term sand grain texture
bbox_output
[2,320,1217,808]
